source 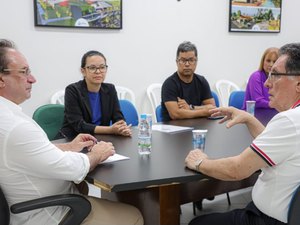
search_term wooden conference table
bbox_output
[85,118,260,225]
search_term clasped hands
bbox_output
[70,133,115,163]
[111,120,132,136]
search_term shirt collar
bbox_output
[291,99,300,109]
[0,96,22,112]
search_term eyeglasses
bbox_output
[268,71,300,81]
[85,65,108,73]
[177,58,197,65]
[1,68,32,77]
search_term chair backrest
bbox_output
[119,99,139,126]
[32,104,65,141]
[50,90,65,105]
[115,86,136,106]
[215,79,240,107]
[0,187,10,225]
[228,91,245,109]
[147,83,162,122]
[288,185,300,225]
[211,91,220,107]
[155,105,163,123]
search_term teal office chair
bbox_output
[32,104,65,141]
[155,105,163,123]
[119,99,139,126]
[211,91,220,107]
[0,186,91,225]
[228,91,245,109]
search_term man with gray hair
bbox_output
[185,42,300,225]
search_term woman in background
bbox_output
[61,50,131,139]
[242,47,279,121]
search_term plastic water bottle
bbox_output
[138,114,152,155]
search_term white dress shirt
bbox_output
[0,97,90,225]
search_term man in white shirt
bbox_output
[0,39,143,225]
[185,43,300,225]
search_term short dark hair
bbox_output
[176,41,198,59]
[0,39,16,73]
[279,43,300,74]
[81,50,106,68]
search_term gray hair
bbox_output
[0,39,16,73]
[279,43,300,74]
[176,41,198,59]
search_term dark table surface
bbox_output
[88,117,253,192]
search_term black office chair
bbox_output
[288,185,300,225]
[0,187,91,225]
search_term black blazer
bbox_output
[60,80,124,139]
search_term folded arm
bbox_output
[165,98,216,120]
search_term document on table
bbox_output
[152,124,193,134]
[99,153,130,164]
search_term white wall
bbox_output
[1,0,300,116]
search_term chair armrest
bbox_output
[11,194,91,225]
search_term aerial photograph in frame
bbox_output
[34,0,122,29]
[229,0,281,33]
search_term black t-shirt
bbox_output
[161,72,212,121]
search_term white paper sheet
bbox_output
[99,153,130,164]
[152,124,193,134]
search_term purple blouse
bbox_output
[242,70,278,124]
[243,70,272,109]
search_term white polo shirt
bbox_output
[251,101,300,223]
[0,97,90,225]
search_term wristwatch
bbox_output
[189,104,195,110]
[195,159,204,171]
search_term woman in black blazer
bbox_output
[60,50,132,139]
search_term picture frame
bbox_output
[229,0,282,33]
[34,0,122,29]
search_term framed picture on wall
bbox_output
[229,0,282,33]
[33,0,122,29]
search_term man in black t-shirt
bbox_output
[161,41,216,121]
